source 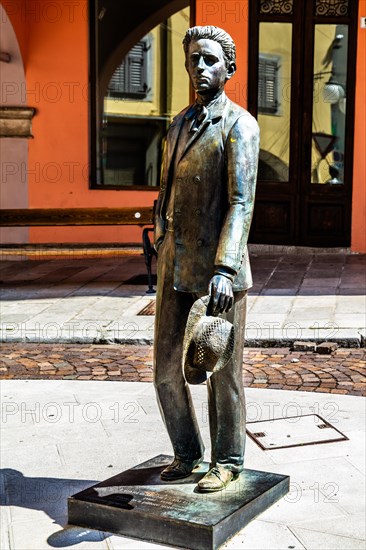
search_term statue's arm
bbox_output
[214,114,260,274]
[154,139,168,253]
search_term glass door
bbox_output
[249,0,358,247]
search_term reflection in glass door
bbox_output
[312,24,348,184]
[258,22,292,183]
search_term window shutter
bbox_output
[258,55,280,114]
[127,42,147,95]
[109,63,126,94]
[108,40,149,99]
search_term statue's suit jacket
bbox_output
[154,93,260,293]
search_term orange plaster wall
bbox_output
[351,0,366,253]
[4,0,248,245]
[6,0,363,248]
[7,0,157,244]
[195,0,249,108]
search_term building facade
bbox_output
[1,0,365,251]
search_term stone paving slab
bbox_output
[1,344,365,396]
[0,253,365,346]
[1,380,365,550]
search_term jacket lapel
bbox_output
[178,94,229,163]
[180,119,211,161]
[166,111,187,166]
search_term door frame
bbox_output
[248,0,358,247]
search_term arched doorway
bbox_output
[0,2,29,243]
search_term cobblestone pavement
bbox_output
[1,344,365,396]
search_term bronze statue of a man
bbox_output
[153,25,259,492]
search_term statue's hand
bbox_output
[208,274,234,315]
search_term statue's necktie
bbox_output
[189,104,208,133]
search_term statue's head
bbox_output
[182,26,236,96]
[183,26,236,66]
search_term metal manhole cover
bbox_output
[246,414,348,450]
[137,300,156,316]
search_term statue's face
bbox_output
[185,38,235,94]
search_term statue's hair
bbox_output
[182,26,236,66]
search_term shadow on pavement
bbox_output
[0,468,111,546]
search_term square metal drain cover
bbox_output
[137,300,156,316]
[246,414,348,450]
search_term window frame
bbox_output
[88,0,193,191]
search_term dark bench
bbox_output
[0,207,157,293]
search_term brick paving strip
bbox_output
[0,344,365,396]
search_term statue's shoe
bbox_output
[160,457,203,481]
[197,465,238,492]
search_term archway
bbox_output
[95,0,189,102]
[258,150,289,182]
[0,2,28,243]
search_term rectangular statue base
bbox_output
[68,454,289,550]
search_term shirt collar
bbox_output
[185,92,228,122]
